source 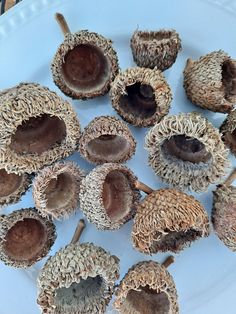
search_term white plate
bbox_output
[1,0,236,313]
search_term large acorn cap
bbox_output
[145,112,229,192]
[78,116,136,164]
[0,82,81,175]
[52,13,119,100]
[183,50,236,113]
[110,67,172,127]
[0,208,56,268]
[130,29,181,71]
[79,163,141,230]
[220,110,236,156]
[33,161,85,220]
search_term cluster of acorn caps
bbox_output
[1,11,236,314]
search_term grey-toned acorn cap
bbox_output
[183,50,236,113]
[78,116,136,164]
[220,110,236,156]
[110,67,172,127]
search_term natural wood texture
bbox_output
[134,180,154,194]
[70,219,86,244]
[55,12,71,36]
[224,168,236,186]
[162,255,175,268]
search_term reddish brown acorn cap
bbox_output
[220,110,236,156]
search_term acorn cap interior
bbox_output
[0,169,23,197]
[222,60,236,101]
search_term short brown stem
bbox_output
[55,13,71,36]
[224,168,236,186]
[70,219,86,244]
[185,58,193,71]
[135,180,154,195]
[162,255,175,268]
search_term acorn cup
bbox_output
[220,110,236,156]
[37,219,120,314]
[52,13,119,100]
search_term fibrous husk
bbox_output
[0,208,56,268]
[37,242,120,314]
[183,50,236,113]
[110,67,172,127]
[114,260,179,314]
[78,116,136,164]
[132,189,210,254]
[145,112,229,192]
[220,110,236,156]
[79,163,141,230]
[0,83,81,175]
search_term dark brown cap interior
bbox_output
[0,169,22,197]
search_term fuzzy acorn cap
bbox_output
[183,50,236,113]
[0,208,56,268]
[78,116,136,164]
[220,110,236,156]
[114,260,179,314]
[110,67,172,127]
[0,83,81,175]
[79,163,141,230]
[130,29,181,71]
[33,161,85,220]
[37,242,120,314]
[145,112,229,192]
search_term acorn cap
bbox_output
[37,242,119,314]
[220,110,236,156]
[0,83,81,175]
[183,50,236,113]
[78,116,136,164]
[114,260,179,314]
[145,112,229,192]
[0,208,56,268]
[130,29,181,71]
[33,161,85,220]
[79,163,141,230]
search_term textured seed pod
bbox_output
[145,112,229,192]
[132,189,210,254]
[79,163,141,230]
[220,110,236,156]
[33,161,85,220]
[0,208,56,268]
[114,260,179,314]
[110,67,172,127]
[183,50,236,113]
[37,242,120,314]
[78,116,136,164]
[131,29,181,71]
[0,83,81,175]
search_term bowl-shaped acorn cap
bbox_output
[37,242,119,314]
[33,161,85,220]
[114,260,179,314]
[145,112,229,192]
[79,163,141,230]
[132,189,210,254]
[183,50,236,113]
[131,29,181,71]
[110,67,172,127]
[78,116,136,164]
[0,83,81,175]
[220,110,236,156]
[0,208,56,268]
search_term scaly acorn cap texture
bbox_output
[79,163,141,230]
[183,50,236,113]
[220,110,236,156]
[130,29,181,71]
[37,242,120,314]
[114,260,179,314]
[0,208,56,268]
[0,83,81,175]
[78,116,136,164]
[110,67,172,127]
[132,189,210,254]
[33,161,85,220]
[145,112,229,192]
[52,31,119,100]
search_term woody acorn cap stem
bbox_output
[70,219,86,245]
[55,12,71,36]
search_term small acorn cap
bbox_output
[220,110,236,156]
[145,112,229,192]
[78,116,136,164]
[52,13,119,100]
[79,163,141,230]
[0,208,56,268]
[183,50,236,113]
[131,29,181,71]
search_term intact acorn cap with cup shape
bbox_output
[220,110,236,156]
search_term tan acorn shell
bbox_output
[220,110,236,156]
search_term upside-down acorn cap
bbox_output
[0,83,81,175]
[220,110,236,156]
[79,163,141,230]
[145,112,229,192]
[110,67,172,127]
[37,242,119,314]
[183,50,236,113]
[78,116,136,164]
[0,208,56,268]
